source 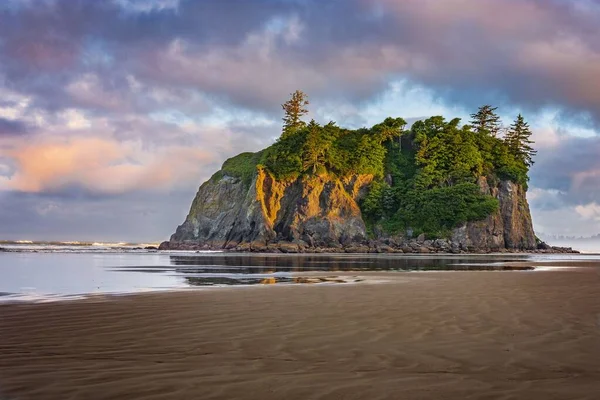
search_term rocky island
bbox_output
[160,92,575,254]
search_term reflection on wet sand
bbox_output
[0,251,590,300]
[165,254,534,287]
[184,275,355,286]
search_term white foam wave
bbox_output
[0,287,190,303]
[0,293,91,303]
[0,241,164,253]
[533,266,577,271]
[92,242,128,247]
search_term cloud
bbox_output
[575,202,600,221]
[0,0,598,121]
[531,203,600,238]
[0,189,194,242]
[65,74,129,112]
[526,131,600,236]
[1,137,216,194]
[114,0,180,13]
[530,133,600,205]
[0,117,28,136]
[1,0,600,240]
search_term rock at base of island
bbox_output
[158,239,578,254]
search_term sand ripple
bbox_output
[1,270,600,399]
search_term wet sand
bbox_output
[2,269,600,400]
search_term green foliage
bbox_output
[209,170,223,182]
[361,181,390,220]
[370,117,407,143]
[352,134,388,178]
[359,111,532,238]
[261,130,307,180]
[221,151,263,186]
[281,90,309,135]
[413,117,483,189]
[302,120,332,174]
[362,181,499,238]
[470,104,502,137]
[410,183,499,237]
[262,120,394,180]
[259,94,535,238]
[505,114,537,167]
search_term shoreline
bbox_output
[1,256,597,305]
[0,258,593,304]
[0,247,585,255]
[0,269,518,304]
[2,268,600,399]
[159,239,580,255]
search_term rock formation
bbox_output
[160,163,546,253]
[160,109,576,253]
[167,168,372,250]
[451,177,536,251]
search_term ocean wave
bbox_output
[0,289,180,303]
[0,240,162,253]
[0,293,91,303]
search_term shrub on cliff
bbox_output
[219,151,265,186]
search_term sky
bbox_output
[1,0,600,242]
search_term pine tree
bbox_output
[505,114,537,166]
[371,117,407,145]
[470,105,502,137]
[302,120,328,174]
[282,90,309,134]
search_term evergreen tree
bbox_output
[302,120,328,174]
[505,114,537,166]
[282,90,309,134]
[371,117,407,147]
[255,92,535,238]
[470,105,502,136]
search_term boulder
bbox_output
[278,243,300,253]
[344,245,370,253]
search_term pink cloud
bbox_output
[575,202,600,220]
[2,137,215,194]
[572,168,600,191]
[5,35,79,71]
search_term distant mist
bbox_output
[539,234,600,254]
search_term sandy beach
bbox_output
[2,268,600,400]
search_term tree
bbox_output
[413,117,483,188]
[302,120,328,174]
[282,90,309,134]
[505,114,537,167]
[371,117,407,149]
[470,105,502,137]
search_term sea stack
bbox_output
[161,164,535,253]
[161,103,540,253]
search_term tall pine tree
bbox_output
[505,114,536,167]
[281,90,309,135]
[470,105,502,137]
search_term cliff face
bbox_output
[169,168,373,249]
[452,177,536,251]
[164,168,536,252]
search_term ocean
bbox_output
[1,242,598,302]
